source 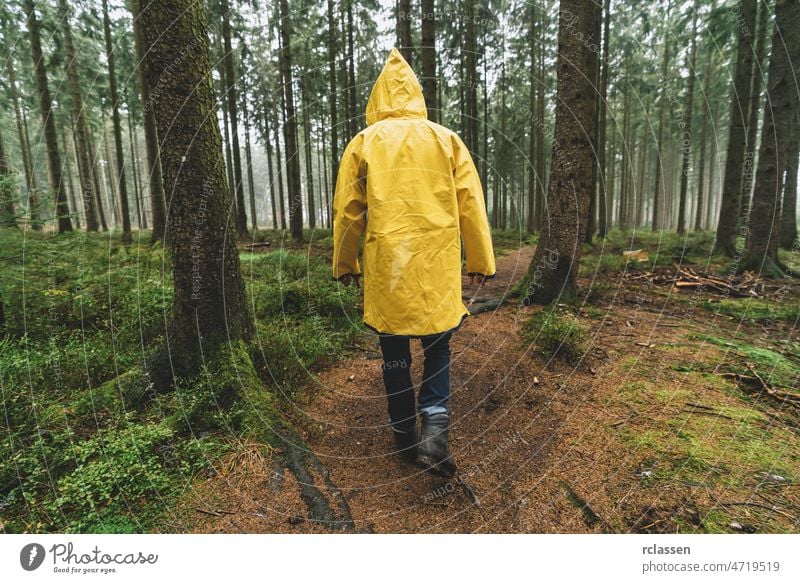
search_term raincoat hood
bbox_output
[365,47,427,126]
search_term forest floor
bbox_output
[175,236,800,534]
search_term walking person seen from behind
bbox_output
[332,48,495,477]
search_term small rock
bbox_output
[729,521,743,530]
[348,375,355,382]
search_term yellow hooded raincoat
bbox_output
[332,48,495,337]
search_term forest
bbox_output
[0,0,799,534]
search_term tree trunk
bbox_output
[139,0,253,379]
[779,116,798,249]
[463,0,478,156]
[241,68,257,232]
[607,118,616,230]
[346,0,358,139]
[6,57,36,201]
[652,0,672,232]
[220,0,248,238]
[695,48,713,231]
[128,110,147,230]
[706,104,720,229]
[420,0,437,124]
[130,0,167,242]
[619,76,631,229]
[0,128,18,228]
[102,110,120,228]
[525,0,599,304]
[278,0,304,241]
[24,0,71,233]
[88,125,109,231]
[327,0,340,187]
[597,0,610,238]
[65,2,101,226]
[60,126,81,229]
[217,50,237,224]
[396,0,413,65]
[102,0,132,242]
[585,0,603,243]
[301,71,316,230]
[262,98,278,230]
[527,2,538,234]
[741,0,800,276]
[277,91,288,231]
[677,3,698,235]
[715,0,756,256]
[740,0,769,220]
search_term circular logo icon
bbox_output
[20,543,46,571]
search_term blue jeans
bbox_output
[378,331,452,429]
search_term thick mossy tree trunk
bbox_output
[740,0,800,276]
[139,0,253,379]
[715,0,756,256]
[524,0,599,305]
[24,0,72,233]
[102,0,132,243]
[130,0,168,242]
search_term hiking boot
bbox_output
[416,412,457,477]
[391,423,420,462]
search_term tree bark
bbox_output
[130,0,167,242]
[463,0,478,156]
[525,0,599,304]
[741,0,800,275]
[301,70,316,230]
[262,98,278,230]
[695,47,713,231]
[139,0,253,378]
[24,0,72,233]
[715,0,756,256]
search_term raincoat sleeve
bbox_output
[332,134,367,279]
[452,134,496,278]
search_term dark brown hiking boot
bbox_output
[416,412,457,477]
[391,423,420,462]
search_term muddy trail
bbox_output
[175,245,800,534]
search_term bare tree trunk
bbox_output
[597,0,610,238]
[301,70,316,230]
[652,0,672,232]
[345,0,358,139]
[130,0,167,242]
[327,0,340,186]
[420,0,438,123]
[279,0,304,240]
[103,0,132,242]
[695,47,713,231]
[740,0,769,220]
[525,0,599,304]
[59,0,99,232]
[779,116,798,249]
[262,98,278,230]
[677,2,698,234]
[220,0,248,238]
[396,0,413,64]
[715,0,756,256]
[741,0,799,275]
[463,0,478,156]
[0,128,18,228]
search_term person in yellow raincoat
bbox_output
[333,48,495,476]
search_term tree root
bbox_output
[273,419,355,531]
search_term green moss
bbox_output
[521,306,588,363]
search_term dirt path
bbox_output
[175,245,800,533]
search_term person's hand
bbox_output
[338,273,361,288]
